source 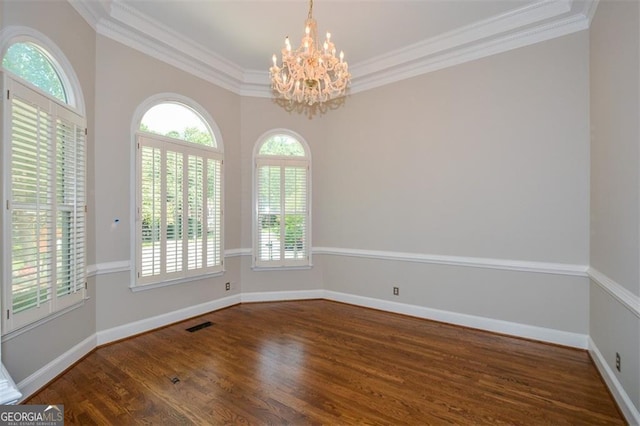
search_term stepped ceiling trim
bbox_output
[69,0,597,98]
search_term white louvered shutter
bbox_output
[5,76,85,332]
[137,135,222,285]
[255,159,309,267]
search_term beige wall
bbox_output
[1,0,97,383]
[590,0,640,295]
[318,32,589,263]
[589,0,640,415]
[305,31,590,333]
[93,35,243,330]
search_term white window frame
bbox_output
[132,95,224,291]
[1,28,86,335]
[252,129,311,270]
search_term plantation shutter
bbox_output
[139,142,162,279]
[137,135,222,286]
[255,160,309,267]
[206,158,222,268]
[55,106,86,308]
[257,165,282,262]
[283,166,307,260]
[5,76,85,333]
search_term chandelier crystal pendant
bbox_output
[270,0,350,106]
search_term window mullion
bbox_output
[279,164,286,262]
[181,151,188,277]
[34,104,43,309]
[160,147,167,278]
[50,106,58,312]
[202,158,208,267]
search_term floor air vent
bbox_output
[186,321,213,332]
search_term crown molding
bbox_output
[68,0,109,31]
[350,1,590,94]
[69,0,596,98]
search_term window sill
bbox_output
[131,270,225,292]
[251,264,313,272]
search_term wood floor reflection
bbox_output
[28,300,625,425]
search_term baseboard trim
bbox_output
[588,337,640,425]
[95,294,241,346]
[324,290,588,349]
[13,290,596,404]
[16,334,96,403]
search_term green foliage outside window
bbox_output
[259,135,305,156]
[3,42,66,103]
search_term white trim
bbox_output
[0,363,21,404]
[583,0,600,25]
[240,290,324,304]
[350,0,573,93]
[87,260,130,277]
[225,248,251,258]
[89,248,589,279]
[109,0,244,87]
[16,334,96,403]
[87,250,247,279]
[324,290,588,349]
[68,0,596,98]
[313,247,588,277]
[588,267,640,318]
[129,271,225,293]
[588,337,640,425]
[251,265,313,272]
[95,10,244,96]
[95,294,240,346]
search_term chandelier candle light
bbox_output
[270,0,350,106]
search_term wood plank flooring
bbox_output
[28,300,625,425]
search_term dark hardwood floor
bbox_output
[28,300,625,425]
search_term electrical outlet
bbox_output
[393,286,399,296]
[615,352,621,372]
[225,282,230,291]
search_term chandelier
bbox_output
[270,0,350,106]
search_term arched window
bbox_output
[135,98,224,287]
[3,42,67,103]
[1,31,86,333]
[253,131,310,268]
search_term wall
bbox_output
[1,0,97,383]
[93,36,242,331]
[313,31,590,336]
[589,0,640,418]
[238,97,327,294]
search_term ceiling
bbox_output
[69,0,596,97]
